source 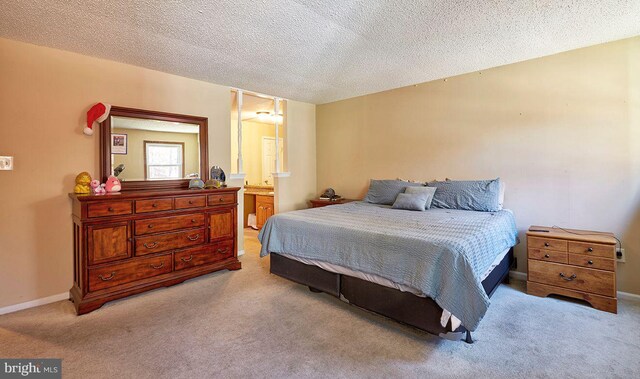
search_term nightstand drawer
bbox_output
[568,254,615,271]
[528,260,615,297]
[528,236,567,252]
[528,248,567,264]
[568,241,615,259]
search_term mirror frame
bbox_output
[100,106,209,191]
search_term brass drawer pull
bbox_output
[99,272,116,281]
[216,248,229,254]
[181,255,194,262]
[152,203,158,208]
[188,200,194,204]
[544,254,550,258]
[588,260,594,265]
[150,262,164,269]
[144,242,159,249]
[187,234,200,241]
[559,272,577,281]
[587,247,593,252]
[544,242,550,247]
[108,207,114,212]
[219,197,224,202]
[148,224,154,228]
[191,219,196,223]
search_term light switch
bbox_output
[0,156,14,170]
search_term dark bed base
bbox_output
[270,248,514,343]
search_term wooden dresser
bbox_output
[69,188,241,314]
[526,226,617,313]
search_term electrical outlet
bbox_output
[616,248,626,263]
[0,156,14,170]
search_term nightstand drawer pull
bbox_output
[544,242,550,247]
[99,272,116,281]
[587,247,593,252]
[559,272,577,281]
[588,260,594,265]
[544,254,550,258]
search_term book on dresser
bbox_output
[69,188,241,315]
[526,225,618,313]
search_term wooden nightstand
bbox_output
[526,226,617,313]
[309,198,356,208]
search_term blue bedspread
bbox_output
[258,202,517,331]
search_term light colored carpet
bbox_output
[1,229,639,378]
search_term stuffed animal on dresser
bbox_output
[105,175,121,193]
[90,179,106,195]
[74,172,92,194]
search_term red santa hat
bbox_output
[84,102,111,136]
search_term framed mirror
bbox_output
[100,106,208,191]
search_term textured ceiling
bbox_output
[1,1,639,104]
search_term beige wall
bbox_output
[0,38,232,308]
[317,37,640,294]
[230,120,283,186]
[111,128,200,181]
[275,100,317,213]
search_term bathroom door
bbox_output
[262,137,283,186]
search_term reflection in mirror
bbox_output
[110,116,201,181]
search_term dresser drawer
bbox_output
[528,260,615,297]
[134,213,205,236]
[568,254,615,271]
[174,240,234,271]
[135,198,173,213]
[175,195,206,210]
[88,254,172,292]
[87,201,133,218]
[528,236,567,252]
[135,228,205,255]
[568,241,615,259]
[208,193,236,206]
[528,248,567,264]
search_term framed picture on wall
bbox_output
[111,133,128,155]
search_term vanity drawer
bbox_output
[208,193,236,206]
[135,198,173,213]
[174,240,234,271]
[88,254,172,292]
[568,254,615,271]
[175,195,206,210]
[134,213,205,236]
[568,241,615,259]
[527,236,567,252]
[135,228,205,255]
[528,260,615,297]
[528,248,567,264]
[87,201,133,218]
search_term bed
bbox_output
[258,201,518,342]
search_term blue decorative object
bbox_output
[210,166,226,187]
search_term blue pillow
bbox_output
[427,178,501,212]
[392,193,428,211]
[364,179,423,205]
[404,186,437,209]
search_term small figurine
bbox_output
[90,179,106,195]
[105,175,122,193]
[210,166,226,187]
[74,172,92,194]
[189,178,205,190]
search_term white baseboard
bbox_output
[0,292,68,316]
[509,270,640,301]
[237,249,245,257]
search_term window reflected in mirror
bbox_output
[111,116,201,181]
